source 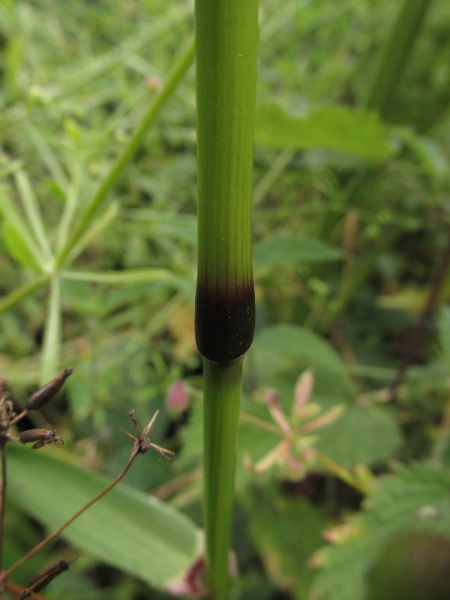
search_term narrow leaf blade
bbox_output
[0,189,46,271]
[3,220,42,270]
[14,170,54,263]
[7,444,200,588]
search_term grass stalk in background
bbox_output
[55,36,195,269]
[194,1,259,598]
[364,0,434,118]
[322,0,435,314]
[202,360,243,597]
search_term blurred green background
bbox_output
[2,0,450,598]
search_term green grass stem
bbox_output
[364,0,434,117]
[195,0,259,362]
[195,1,259,598]
[203,358,243,600]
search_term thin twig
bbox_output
[239,412,282,435]
[0,410,172,583]
[0,446,138,583]
[5,580,48,600]
[0,447,6,573]
[9,410,28,427]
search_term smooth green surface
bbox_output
[195,0,258,292]
[7,444,199,589]
[203,358,243,600]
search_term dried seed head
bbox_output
[0,395,14,432]
[19,556,76,599]
[0,375,7,395]
[19,428,63,449]
[25,369,73,411]
[121,410,175,460]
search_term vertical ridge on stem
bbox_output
[194,1,259,597]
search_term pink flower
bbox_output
[166,381,190,412]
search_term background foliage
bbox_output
[2,0,450,598]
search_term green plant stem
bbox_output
[195,0,259,363]
[0,276,50,315]
[56,36,195,269]
[40,277,61,385]
[194,1,258,596]
[203,358,243,600]
[364,0,434,118]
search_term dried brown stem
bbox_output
[0,445,139,582]
[0,410,172,584]
[0,447,6,573]
[9,410,28,427]
[5,580,48,600]
[0,446,138,583]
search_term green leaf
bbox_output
[254,234,342,268]
[316,405,402,467]
[254,103,392,163]
[252,325,356,398]
[7,444,200,589]
[3,220,42,270]
[14,170,54,264]
[313,463,450,600]
[248,494,327,599]
[0,189,46,270]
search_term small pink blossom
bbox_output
[166,381,190,412]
